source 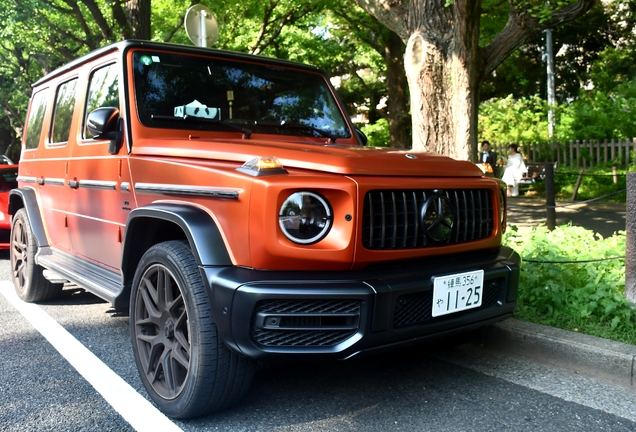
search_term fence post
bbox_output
[595,140,600,167]
[545,163,556,231]
[571,169,584,201]
[626,172,636,304]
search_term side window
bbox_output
[50,78,79,144]
[84,63,120,139]
[24,89,49,150]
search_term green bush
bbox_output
[503,224,634,344]
[479,78,636,144]
[359,118,390,147]
[479,95,550,144]
[553,167,627,202]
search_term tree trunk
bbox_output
[126,0,151,40]
[354,0,595,161]
[404,0,480,160]
[385,31,410,149]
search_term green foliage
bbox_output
[359,118,390,147]
[553,167,627,202]
[480,79,636,144]
[559,78,636,140]
[503,225,635,344]
[481,3,625,103]
[478,95,550,143]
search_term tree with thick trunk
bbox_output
[353,0,596,160]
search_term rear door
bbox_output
[19,80,76,251]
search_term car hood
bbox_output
[131,138,483,177]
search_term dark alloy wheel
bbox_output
[130,240,255,418]
[10,208,63,302]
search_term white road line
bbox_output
[0,281,183,432]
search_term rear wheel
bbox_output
[10,208,63,302]
[130,240,255,419]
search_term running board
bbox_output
[36,247,123,305]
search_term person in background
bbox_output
[480,141,499,177]
[502,143,527,197]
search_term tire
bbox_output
[10,208,63,302]
[130,240,255,419]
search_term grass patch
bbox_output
[503,224,635,345]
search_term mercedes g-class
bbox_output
[11,40,520,418]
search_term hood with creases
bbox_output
[132,138,483,177]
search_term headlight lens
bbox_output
[279,191,333,244]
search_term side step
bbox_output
[36,247,123,305]
[42,269,68,284]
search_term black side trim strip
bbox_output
[79,180,117,190]
[135,183,240,199]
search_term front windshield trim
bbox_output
[132,49,352,140]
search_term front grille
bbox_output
[252,300,360,347]
[362,189,494,250]
[393,278,504,328]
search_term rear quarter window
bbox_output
[24,89,49,149]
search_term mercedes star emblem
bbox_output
[421,193,454,242]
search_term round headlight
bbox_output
[279,191,333,244]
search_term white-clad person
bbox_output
[502,144,527,197]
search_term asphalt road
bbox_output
[1,249,636,432]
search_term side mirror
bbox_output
[87,107,123,155]
[354,128,368,146]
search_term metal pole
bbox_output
[198,10,208,48]
[546,29,556,139]
[545,163,556,230]
[626,172,636,303]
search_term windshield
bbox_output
[132,51,351,139]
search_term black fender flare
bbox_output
[121,203,233,282]
[8,188,49,248]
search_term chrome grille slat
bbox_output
[362,189,494,250]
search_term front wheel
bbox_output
[10,208,63,302]
[130,240,255,419]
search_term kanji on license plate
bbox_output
[432,270,484,317]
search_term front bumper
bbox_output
[205,246,520,360]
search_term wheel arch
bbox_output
[8,188,49,248]
[118,203,232,308]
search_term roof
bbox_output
[32,40,323,87]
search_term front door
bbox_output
[66,59,134,271]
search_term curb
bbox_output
[472,318,636,389]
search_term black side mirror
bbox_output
[354,128,368,146]
[87,107,123,155]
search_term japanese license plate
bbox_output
[431,270,484,317]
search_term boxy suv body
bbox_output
[11,40,520,418]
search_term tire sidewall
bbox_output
[11,209,36,300]
[129,242,206,417]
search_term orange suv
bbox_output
[10,40,519,418]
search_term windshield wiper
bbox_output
[151,114,252,138]
[256,121,337,143]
